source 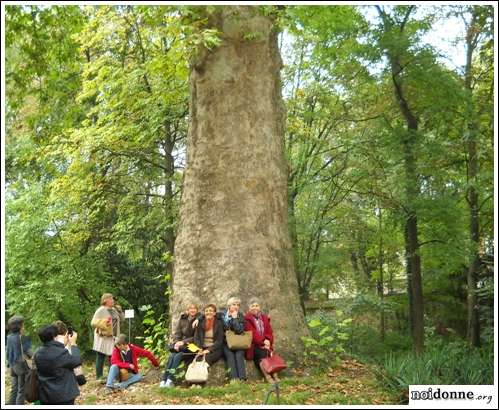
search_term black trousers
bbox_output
[95,351,109,379]
[41,399,76,405]
[204,348,223,366]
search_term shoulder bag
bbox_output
[225,330,252,350]
[185,355,209,383]
[261,350,287,375]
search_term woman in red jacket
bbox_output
[105,334,159,392]
[244,298,279,383]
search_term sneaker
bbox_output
[159,380,166,388]
[190,384,202,389]
[105,387,114,395]
[165,379,174,388]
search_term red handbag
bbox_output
[261,350,287,374]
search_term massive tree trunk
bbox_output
[170,6,307,363]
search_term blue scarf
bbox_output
[223,310,232,326]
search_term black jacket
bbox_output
[193,317,224,353]
[218,309,245,334]
[35,340,81,404]
[171,313,199,349]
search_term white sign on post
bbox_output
[125,309,134,343]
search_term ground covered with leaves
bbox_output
[73,358,398,405]
[5,358,400,405]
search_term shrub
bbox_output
[377,337,494,397]
[301,310,351,371]
[135,305,169,364]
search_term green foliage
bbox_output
[377,337,494,394]
[136,305,169,364]
[4,5,494,374]
[302,311,352,371]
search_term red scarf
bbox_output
[204,317,214,331]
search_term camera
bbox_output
[67,326,74,337]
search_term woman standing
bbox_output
[244,298,278,383]
[220,296,247,382]
[6,315,33,404]
[160,303,200,388]
[91,293,124,382]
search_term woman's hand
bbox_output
[263,339,271,349]
[174,341,184,351]
[68,331,78,346]
[192,319,199,329]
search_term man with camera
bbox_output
[35,324,82,405]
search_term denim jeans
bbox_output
[106,364,142,389]
[223,345,246,380]
[162,351,194,382]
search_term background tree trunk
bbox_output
[377,6,425,354]
[464,9,481,348]
[170,6,307,363]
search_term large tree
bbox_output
[170,6,307,362]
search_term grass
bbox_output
[4,358,398,405]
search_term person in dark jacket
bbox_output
[244,298,277,383]
[6,315,33,404]
[220,296,247,381]
[192,304,224,367]
[35,324,81,405]
[160,303,200,388]
[53,320,86,386]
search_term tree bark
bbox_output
[464,10,481,348]
[377,6,424,354]
[171,6,307,363]
[377,207,385,341]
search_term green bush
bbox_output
[302,310,351,371]
[377,337,494,395]
[348,324,411,362]
[135,305,169,364]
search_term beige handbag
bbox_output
[119,368,129,382]
[185,356,209,383]
[225,330,253,350]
